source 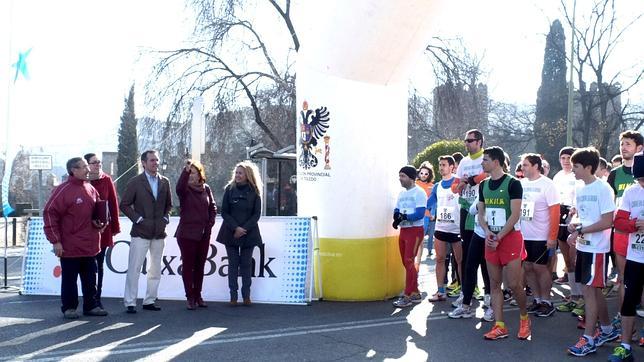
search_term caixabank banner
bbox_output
[22,217,314,305]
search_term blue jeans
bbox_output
[423,216,435,253]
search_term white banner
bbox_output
[22,217,314,305]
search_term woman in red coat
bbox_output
[84,153,121,308]
[175,160,217,310]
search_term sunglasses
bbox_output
[464,138,479,143]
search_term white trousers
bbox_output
[123,236,165,307]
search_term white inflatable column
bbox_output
[296,1,443,300]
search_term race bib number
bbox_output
[486,207,506,232]
[438,206,455,223]
[577,236,591,246]
[630,232,644,253]
[462,186,477,204]
[521,201,535,221]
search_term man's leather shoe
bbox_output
[84,307,108,316]
[126,306,136,314]
[243,298,252,306]
[187,300,196,310]
[142,303,161,311]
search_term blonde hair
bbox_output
[226,161,263,199]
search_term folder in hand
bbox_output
[93,200,110,225]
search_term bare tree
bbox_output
[145,0,299,150]
[561,0,644,155]
[487,101,536,160]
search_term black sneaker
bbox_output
[526,300,540,314]
[142,303,161,311]
[536,302,555,317]
[525,285,533,297]
[503,289,513,302]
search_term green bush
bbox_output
[412,140,466,172]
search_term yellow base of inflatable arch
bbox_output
[314,236,404,301]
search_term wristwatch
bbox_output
[575,225,583,233]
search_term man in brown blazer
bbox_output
[120,150,172,313]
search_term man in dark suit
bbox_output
[120,150,172,313]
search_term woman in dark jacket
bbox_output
[175,160,217,310]
[216,161,263,306]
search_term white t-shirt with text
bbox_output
[618,184,644,263]
[396,185,427,228]
[575,179,615,253]
[520,175,560,241]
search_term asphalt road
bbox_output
[0,246,641,361]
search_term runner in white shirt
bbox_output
[608,154,644,361]
[566,147,618,357]
[427,155,461,302]
[553,147,585,314]
[520,154,560,317]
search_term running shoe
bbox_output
[554,274,568,285]
[482,308,494,322]
[636,307,644,318]
[525,285,532,297]
[448,306,472,319]
[428,292,446,302]
[612,314,622,333]
[392,297,412,308]
[595,327,620,346]
[535,302,555,317]
[607,267,618,281]
[607,346,634,362]
[484,325,509,340]
[602,283,615,297]
[474,286,483,300]
[572,301,586,317]
[510,298,518,306]
[446,281,460,291]
[410,293,423,304]
[551,272,559,281]
[567,336,597,356]
[517,318,531,340]
[447,286,462,298]
[503,289,513,302]
[577,316,586,330]
[451,294,464,308]
[483,294,491,309]
[556,300,577,313]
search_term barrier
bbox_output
[22,216,314,305]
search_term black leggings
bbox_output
[462,233,491,306]
[621,259,644,317]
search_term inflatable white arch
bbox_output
[296,1,443,300]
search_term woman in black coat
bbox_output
[216,161,263,306]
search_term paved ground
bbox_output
[0,244,641,361]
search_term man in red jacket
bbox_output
[44,157,108,319]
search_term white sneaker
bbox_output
[483,294,491,309]
[448,306,472,319]
[451,293,464,308]
[482,308,494,322]
[637,307,644,318]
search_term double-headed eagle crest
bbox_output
[299,101,330,169]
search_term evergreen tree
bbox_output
[535,20,568,171]
[116,85,139,199]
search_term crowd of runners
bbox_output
[392,128,644,361]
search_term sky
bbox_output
[1,0,643,167]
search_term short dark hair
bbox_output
[559,146,575,157]
[418,161,434,182]
[521,153,543,173]
[598,157,608,170]
[451,152,464,164]
[465,129,484,146]
[611,155,622,164]
[439,155,455,167]
[141,150,159,162]
[66,157,83,176]
[620,130,644,146]
[484,146,505,166]
[571,147,600,174]
[83,153,96,163]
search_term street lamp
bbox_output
[161,161,168,171]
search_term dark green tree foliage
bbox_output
[412,140,465,172]
[535,20,568,170]
[116,85,139,199]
